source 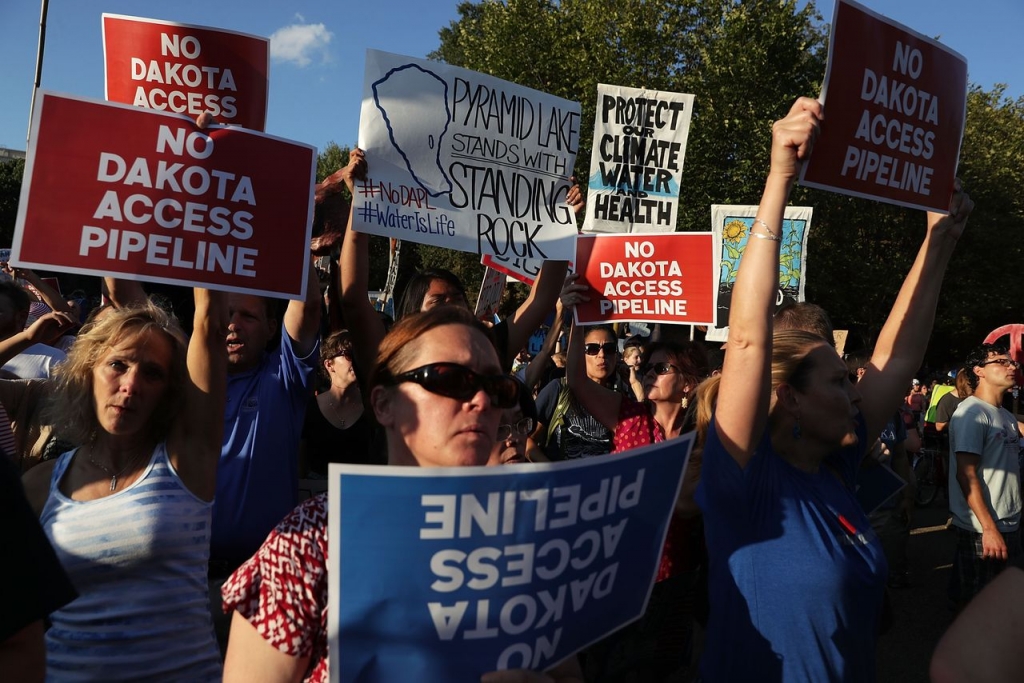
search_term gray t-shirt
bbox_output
[948,396,1022,533]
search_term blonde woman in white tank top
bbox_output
[22,287,228,681]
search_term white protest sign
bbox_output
[355,50,580,262]
[474,266,506,319]
[583,84,694,233]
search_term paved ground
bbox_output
[876,494,957,683]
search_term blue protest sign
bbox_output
[327,434,693,682]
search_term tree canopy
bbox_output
[430,0,1024,364]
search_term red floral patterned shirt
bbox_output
[222,494,330,683]
[611,399,699,581]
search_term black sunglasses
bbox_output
[641,362,681,376]
[392,363,519,408]
[584,342,618,356]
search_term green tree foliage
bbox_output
[430,0,1024,363]
[0,159,25,247]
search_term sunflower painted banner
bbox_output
[705,205,813,343]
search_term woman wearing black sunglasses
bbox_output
[220,306,582,683]
[560,316,709,681]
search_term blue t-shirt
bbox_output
[696,412,886,683]
[211,332,318,565]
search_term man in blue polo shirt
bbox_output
[206,267,320,653]
[209,278,320,572]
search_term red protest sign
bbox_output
[573,233,714,325]
[481,253,538,286]
[103,14,269,131]
[14,92,315,299]
[800,0,967,213]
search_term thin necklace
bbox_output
[325,394,347,429]
[88,448,148,491]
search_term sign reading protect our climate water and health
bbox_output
[327,435,693,682]
[103,14,270,131]
[583,84,694,234]
[354,50,581,263]
[800,0,967,213]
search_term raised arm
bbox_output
[856,183,973,440]
[168,288,229,502]
[566,321,622,432]
[6,267,72,315]
[282,257,322,358]
[337,149,386,383]
[524,302,563,394]
[102,277,148,309]
[0,312,76,367]
[715,97,822,468]
[502,259,569,370]
[500,178,583,369]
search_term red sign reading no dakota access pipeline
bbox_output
[103,13,270,131]
[573,232,715,326]
[14,92,315,299]
[800,0,967,214]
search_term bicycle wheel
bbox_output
[913,451,938,507]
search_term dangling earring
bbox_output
[681,396,689,409]
[792,417,802,441]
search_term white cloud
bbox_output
[270,22,333,67]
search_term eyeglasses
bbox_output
[641,362,681,376]
[497,418,535,441]
[584,342,618,356]
[392,363,520,408]
[981,358,1021,370]
[334,348,353,360]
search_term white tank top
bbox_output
[40,443,222,681]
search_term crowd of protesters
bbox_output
[5,98,1022,683]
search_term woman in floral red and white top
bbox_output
[221,306,583,683]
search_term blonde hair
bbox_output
[694,329,826,445]
[45,302,188,445]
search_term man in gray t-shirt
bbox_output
[949,344,1023,605]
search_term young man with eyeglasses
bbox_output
[948,343,1024,607]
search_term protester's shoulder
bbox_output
[536,378,562,417]
[952,396,989,421]
[278,493,328,536]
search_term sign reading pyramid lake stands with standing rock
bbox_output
[354,50,581,263]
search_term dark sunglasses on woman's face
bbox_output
[334,348,353,360]
[641,362,681,376]
[584,342,618,356]
[392,363,520,408]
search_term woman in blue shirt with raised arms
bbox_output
[695,97,973,682]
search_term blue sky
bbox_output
[1,0,1020,154]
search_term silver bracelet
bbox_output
[750,218,781,242]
